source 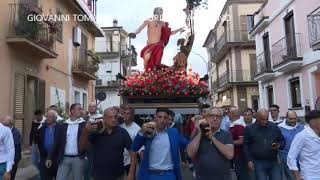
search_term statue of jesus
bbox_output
[129,7,185,69]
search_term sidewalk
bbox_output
[15,149,38,180]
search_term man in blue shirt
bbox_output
[132,108,190,180]
[38,110,62,180]
[278,111,304,180]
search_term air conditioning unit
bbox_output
[73,26,81,46]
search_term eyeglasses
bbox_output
[207,114,222,119]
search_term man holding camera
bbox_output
[132,108,190,180]
[80,107,136,180]
[244,109,285,180]
[187,107,234,180]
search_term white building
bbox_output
[95,20,137,110]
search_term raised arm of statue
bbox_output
[134,20,149,35]
[171,27,185,35]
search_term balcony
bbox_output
[215,70,257,92]
[308,7,320,51]
[67,0,103,37]
[95,75,120,89]
[72,48,100,80]
[212,80,219,91]
[254,52,275,81]
[271,33,303,73]
[210,30,255,63]
[6,3,57,59]
[121,45,138,67]
[250,13,270,38]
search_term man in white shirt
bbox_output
[88,102,103,120]
[287,110,320,180]
[242,108,256,126]
[120,107,141,178]
[0,121,15,180]
[269,104,283,125]
[56,103,86,180]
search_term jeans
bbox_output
[56,156,85,180]
[32,144,40,169]
[234,158,249,180]
[31,144,41,180]
[0,163,6,180]
[280,159,295,180]
[254,160,282,180]
[11,162,19,180]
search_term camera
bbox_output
[200,122,210,135]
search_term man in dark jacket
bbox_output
[244,109,285,180]
[38,110,62,180]
[2,116,22,180]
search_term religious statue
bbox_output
[129,7,185,69]
[173,32,195,69]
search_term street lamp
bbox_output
[190,51,208,75]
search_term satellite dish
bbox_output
[96,92,106,101]
[315,97,320,111]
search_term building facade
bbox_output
[0,0,103,146]
[204,0,264,112]
[95,20,137,110]
[250,0,320,117]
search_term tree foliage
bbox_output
[186,0,208,10]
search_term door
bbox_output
[237,86,247,112]
[250,54,257,80]
[80,33,88,70]
[240,15,248,41]
[284,12,297,57]
[267,85,274,106]
[251,95,259,112]
[263,33,271,70]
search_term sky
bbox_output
[96,0,227,76]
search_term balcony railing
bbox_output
[212,80,219,90]
[96,75,120,87]
[7,3,57,57]
[256,52,272,75]
[72,48,99,80]
[95,41,131,58]
[271,33,302,67]
[210,30,254,61]
[218,70,255,87]
[308,7,320,50]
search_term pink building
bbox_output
[250,0,320,117]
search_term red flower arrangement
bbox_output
[119,67,209,98]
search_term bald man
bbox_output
[80,107,136,180]
[278,111,304,180]
[38,110,62,180]
[244,109,285,180]
[2,116,21,180]
[88,102,102,120]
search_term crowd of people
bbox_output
[0,102,320,180]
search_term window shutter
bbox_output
[14,73,25,141]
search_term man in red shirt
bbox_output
[228,108,248,180]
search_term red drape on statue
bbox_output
[140,22,171,69]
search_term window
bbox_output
[290,77,302,108]
[74,91,80,104]
[56,8,63,42]
[267,85,274,106]
[83,93,87,111]
[247,15,254,32]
